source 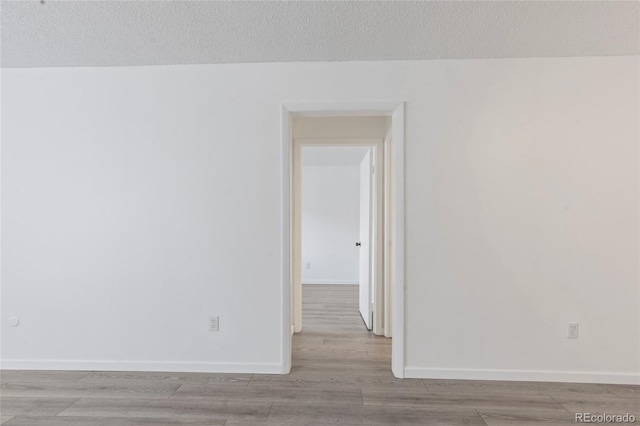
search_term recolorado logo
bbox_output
[575,413,636,423]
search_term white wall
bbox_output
[1,57,638,382]
[301,164,360,284]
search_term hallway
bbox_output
[294,284,391,376]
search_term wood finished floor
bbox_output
[1,284,638,425]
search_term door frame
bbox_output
[293,138,383,335]
[280,101,405,378]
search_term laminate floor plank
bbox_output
[322,336,388,344]
[57,398,272,421]
[481,419,575,426]
[288,365,391,377]
[0,417,13,425]
[2,416,226,426]
[225,421,364,426]
[292,340,324,348]
[293,346,368,355]
[0,397,79,416]
[602,384,640,398]
[366,344,391,354]
[300,287,371,337]
[303,328,368,335]
[249,372,425,389]
[1,381,181,399]
[0,370,88,384]
[422,379,620,398]
[293,353,388,366]
[77,371,251,386]
[478,409,579,426]
[268,403,484,425]
[292,349,373,359]
[552,395,640,415]
[171,383,363,405]
[293,357,389,368]
[362,388,567,411]
[289,364,391,376]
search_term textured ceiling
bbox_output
[1,1,638,68]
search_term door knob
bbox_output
[355,242,361,247]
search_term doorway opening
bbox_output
[298,140,383,335]
[281,102,405,378]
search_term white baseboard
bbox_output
[5,360,636,384]
[302,280,358,285]
[404,367,640,385]
[0,359,283,374]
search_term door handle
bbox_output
[355,242,361,247]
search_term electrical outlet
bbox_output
[306,262,311,269]
[567,322,579,338]
[209,316,219,332]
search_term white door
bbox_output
[358,149,373,330]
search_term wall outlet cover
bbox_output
[209,316,219,332]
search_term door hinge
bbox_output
[371,165,375,174]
